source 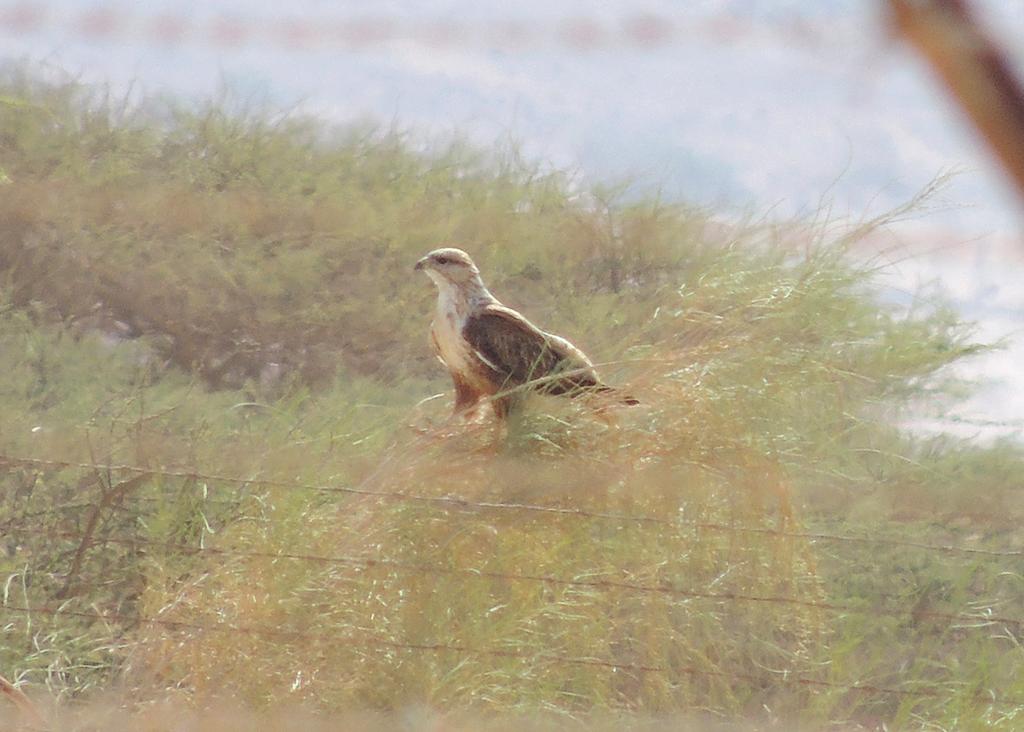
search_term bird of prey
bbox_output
[415,247,638,419]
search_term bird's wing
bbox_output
[462,305,600,394]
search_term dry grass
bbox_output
[1,66,1023,730]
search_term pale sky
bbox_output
[2,0,1022,438]
[2,1,1021,228]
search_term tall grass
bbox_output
[1,66,1022,729]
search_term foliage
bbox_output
[0,67,1022,730]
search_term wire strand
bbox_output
[2,602,1020,708]
[4,454,1021,559]
[6,525,1022,631]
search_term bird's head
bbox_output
[414,247,481,288]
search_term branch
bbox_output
[889,0,1024,205]
[0,674,46,730]
[54,473,150,600]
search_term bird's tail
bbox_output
[594,384,640,406]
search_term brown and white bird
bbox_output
[415,247,637,419]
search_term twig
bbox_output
[54,473,151,600]
[0,674,46,730]
[889,0,1024,205]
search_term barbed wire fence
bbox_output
[2,448,1024,714]
[2,601,1022,710]
[2,454,1021,558]
[3,522,1023,629]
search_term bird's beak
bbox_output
[414,257,429,272]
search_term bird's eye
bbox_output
[435,256,449,265]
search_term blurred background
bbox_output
[3,0,1020,439]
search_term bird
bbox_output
[415,247,638,420]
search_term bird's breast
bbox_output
[432,297,491,387]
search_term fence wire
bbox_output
[4,524,1023,632]
[3,453,1021,559]
[2,602,1021,709]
